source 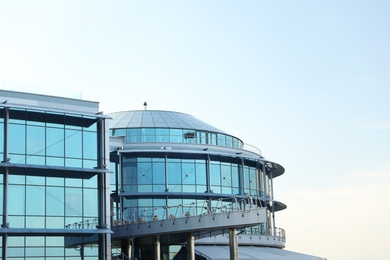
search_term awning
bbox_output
[194,246,325,260]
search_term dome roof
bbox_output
[108,110,227,134]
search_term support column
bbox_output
[2,106,9,260]
[229,228,238,260]
[187,232,195,260]
[154,235,161,260]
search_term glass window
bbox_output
[169,129,182,143]
[113,128,126,137]
[195,161,206,185]
[65,129,82,158]
[84,188,98,217]
[9,123,26,154]
[65,187,82,217]
[26,125,45,156]
[127,128,141,143]
[152,161,165,185]
[83,116,97,132]
[210,162,221,193]
[0,122,3,153]
[167,159,181,192]
[209,133,217,145]
[155,128,169,142]
[26,185,45,215]
[217,134,226,146]
[47,127,64,157]
[9,184,25,215]
[83,131,97,159]
[138,162,153,185]
[46,186,64,216]
[226,136,233,147]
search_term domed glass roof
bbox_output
[108,110,227,134]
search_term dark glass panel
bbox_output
[65,114,82,130]
[9,108,26,124]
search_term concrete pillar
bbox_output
[154,235,161,260]
[229,228,238,260]
[187,232,195,260]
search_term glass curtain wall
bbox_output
[1,107,101,259]
[117,153,264,222]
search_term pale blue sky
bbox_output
[1,1,389,259]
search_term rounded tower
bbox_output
[109,110,286,259]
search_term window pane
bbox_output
[9,123,25,154]
[26,185,45,215]
[84,188,98,217]
[47,127,64,157]
[65,129,82,158]
[9,185,25,215]
[27,125,45,156]
[46,186,64,216]
[65,187,82,217]
[83,131,97,159]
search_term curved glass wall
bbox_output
[116,153,269,222]
[111,127,244,149]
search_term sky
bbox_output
[0,1,389,259]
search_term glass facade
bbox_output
[0,93,110,260]
[108,110,284,259]
[111,127,243,149]
[115,154,268,222]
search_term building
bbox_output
[0,90,112,259]
[0,90,324,259]
[108,110,324,260]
